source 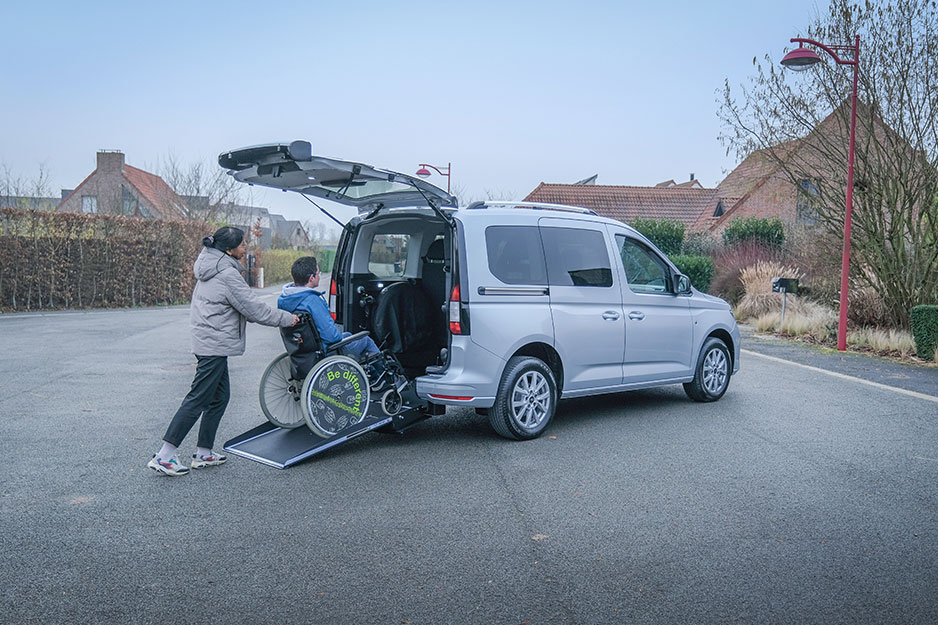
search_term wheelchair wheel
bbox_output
[301,355,371,438]
[258,353,307,429]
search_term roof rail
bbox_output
[464,200,597,216]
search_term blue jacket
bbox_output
[277,283,344,345]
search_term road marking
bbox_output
[911,456,938,463]
[741,349,938,404]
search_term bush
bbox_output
[671,254,714,292]
[710,242,782,305]
[910,305,938,360]
[848,286,889,327]
[629,218,685,256]
[736,260,806,319]
[722,217,785,248]
[683,231,720,257]
[0,208,203,311]
[261,249,311,285]
[261,248,336,286]
[752,302,836,342]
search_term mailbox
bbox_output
[772,277,799,294]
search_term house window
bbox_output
[81,196,97,214]
[122,187,138,216]
[713,201,724,217]
[797,179,819,225]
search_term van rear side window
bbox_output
[540,227,613,287]
[368,234,410,278]
[485,226,548,285]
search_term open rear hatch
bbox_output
[218,141,456,217]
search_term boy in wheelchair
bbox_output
[277,256,397,389]
[278,256,379,361]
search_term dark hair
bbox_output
[291,256,319,286]
[203,226,244,252]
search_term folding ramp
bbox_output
[223,415,393,469]
[223,385,434,469]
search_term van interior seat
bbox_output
[372,281,439,372]
[421,238,447,312]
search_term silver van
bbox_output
[220,141,740,441]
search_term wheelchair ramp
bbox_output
[223,416,393,469]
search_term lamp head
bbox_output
[781,46,822,71]
[415,167,431,178]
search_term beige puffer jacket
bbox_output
[189,247,294,356]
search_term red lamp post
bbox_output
[415,162,452,194]
[781,35,860,352]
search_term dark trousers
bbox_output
[163,356,230,449]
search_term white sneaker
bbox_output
[147,454,190,476]
[191,451,228,469]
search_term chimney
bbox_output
[96,150,125,174]
[690,173,695,181]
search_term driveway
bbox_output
[2,296,937,624]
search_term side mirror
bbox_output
[673,273,691,294]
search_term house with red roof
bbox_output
[524,176,725,232]
[57,151,188,220]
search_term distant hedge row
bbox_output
[0,208,205,311]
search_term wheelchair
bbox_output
[258,312,408,438]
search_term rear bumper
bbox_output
[415,336,502,408]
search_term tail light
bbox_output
[449,285,469,335]
[329,279,337,321]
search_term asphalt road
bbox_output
[2,290,937,625]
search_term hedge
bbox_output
[0,208,204,311]
[722,217,785,248]
[261,248,337,286]
[671,254,714,293]
[629,218,685,256]
[910,305,938,360]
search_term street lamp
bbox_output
[415,162,452,194]
[781,35,860,352]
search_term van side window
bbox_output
[615,235,670,294]
[485,226,548,285]
[368,234,410,278]
[540,227,613,288]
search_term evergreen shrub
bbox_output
[671,254,714,292]
[722,217,785,248]
[629,218,685,256]
[910,304,938,360]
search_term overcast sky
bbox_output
[1,0,824,230]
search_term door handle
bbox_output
[602,311,620,321]
[628,311,645,321]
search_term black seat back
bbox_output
[372,281,435,354]
[421,238,447,310]
[279,313,325,380]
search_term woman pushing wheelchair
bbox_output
[147,227,299,477]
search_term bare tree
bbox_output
[159,153,243,222]
[301,220,339,250]
[1,163,54,210]
[718,0,938,327]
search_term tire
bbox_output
[259,353,307,429]
[489,356,558,440]
[683,337,731,402]
[301,355,371,438]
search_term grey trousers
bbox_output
[163,355,230,449]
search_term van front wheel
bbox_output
[490,357,557,440]
[683,337,731,402]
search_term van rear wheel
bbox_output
[490,356,557,440]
